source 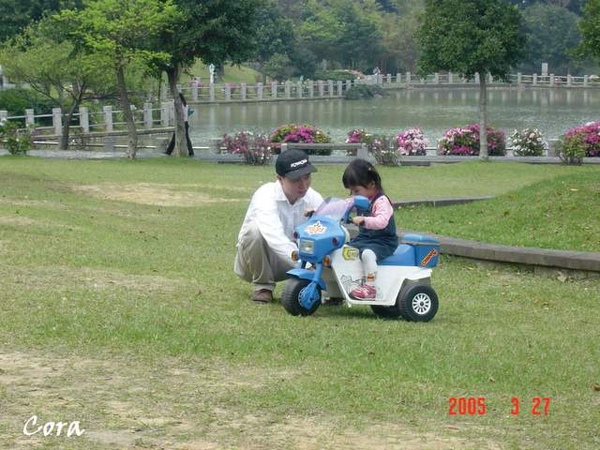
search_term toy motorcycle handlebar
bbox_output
[343,195,370,224]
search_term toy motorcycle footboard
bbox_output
[329,245,432,306]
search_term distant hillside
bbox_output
[185,62,262,85]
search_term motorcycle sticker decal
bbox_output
[305,221,327,235]
[342,246,359,260]
[420,248,439,267]
[340,274,363,292]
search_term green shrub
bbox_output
[344,84,386,100]
[0,119,33,155]
[555,132,586,165]
[314,69,364,82]
[365,134,398,166]
[219,131,272,166]
[555,121,600,165]
[0,88,54,125]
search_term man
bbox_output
[234,149,324,303]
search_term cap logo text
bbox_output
[290,159,307,168]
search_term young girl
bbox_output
[342,159,398,300]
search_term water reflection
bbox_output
[189,87,600,145]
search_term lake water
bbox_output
[188,87,600,146]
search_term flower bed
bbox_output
[215,121,600,166]
[510,128,547,156]
[346,128,370,144]
[396,127,428,156]
[269,123,332,155]
[438,124,506,156]
[560,121,600,157]
[219,131,272,165]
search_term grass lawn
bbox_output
[0,157,598,449]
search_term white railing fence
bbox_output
[2,71,600,151]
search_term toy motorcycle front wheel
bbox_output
[281,278,321,316]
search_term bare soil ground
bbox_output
[73,183,247,207]
[1,350,500,449]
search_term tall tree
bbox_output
[578,0,600,64]
[521,3,581,75]
[53,0,180,159]
[0,0,85,43]
[151,0,261,156]
[336,2,385,70]
[297,0,344,69]
[255,0,296,83]
[380,0,425,73]
[298,0,385,72]
[417,0,526,160]
[0,18,116,149]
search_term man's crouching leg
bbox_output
[234,224,295,303]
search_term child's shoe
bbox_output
[349,284,376,300]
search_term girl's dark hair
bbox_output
[179,92,187,106]
[342,158,383,190]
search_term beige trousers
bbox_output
[234,224,295,292]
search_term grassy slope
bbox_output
[0,157,598,449]
[394,168,600,251]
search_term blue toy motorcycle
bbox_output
[282,196,440,320]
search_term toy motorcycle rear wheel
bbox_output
[371,283,438,321]
[399,284,438,322]
[282,278,322,316]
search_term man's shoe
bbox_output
[252,289,273,303]
[349,285,376,300]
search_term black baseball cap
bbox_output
[275,149,317,179]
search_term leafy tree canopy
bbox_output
[522,2,581,74]
[154,0,262,72]
[417,0,526,81]
[0,0,84,43]
[578,0,600,63]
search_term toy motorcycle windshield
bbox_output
[312,196,353,222]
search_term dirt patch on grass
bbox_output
[0,351,500,450]
[4,265,189,294]
[74,183,246,207]
[0,215,37,226]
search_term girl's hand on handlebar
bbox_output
[352,216,365,226]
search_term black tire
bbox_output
[371,279,432,319]
[281,278,321,316]
[399,284,438,322]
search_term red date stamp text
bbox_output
[448,396,551,416]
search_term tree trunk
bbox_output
[60,104,79,150]
[116,65,137,159]
[478,72,489,161]
[166,65,187,157]
[59,120,71,150]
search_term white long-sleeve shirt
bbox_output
[237,181,324,262]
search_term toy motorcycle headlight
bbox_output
[298,239,314,255]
